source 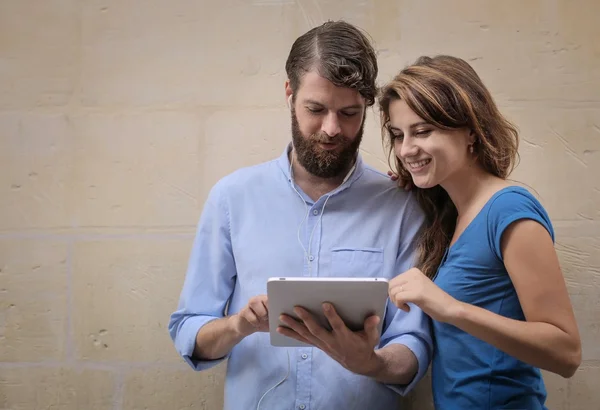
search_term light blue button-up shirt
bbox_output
[169,144,433,410]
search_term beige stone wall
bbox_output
[0,1,598,409]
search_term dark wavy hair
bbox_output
[285,20,378,106]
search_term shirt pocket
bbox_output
[330,247,385,278]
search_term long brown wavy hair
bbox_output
[378,55,520,278]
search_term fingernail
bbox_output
[323,303,330,311]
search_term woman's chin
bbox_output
[412,177,437,190]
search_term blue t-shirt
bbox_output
[432,186,553,410]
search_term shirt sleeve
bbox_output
[378,193,433,395]
[168,180,237,371]
[487,188,555,261]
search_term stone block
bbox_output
[568,365,600,410]
[80,0,299,107]
[122,363,225,410]
[555,230,600,361]
[71,112,203,228]
[0,113,72,231]
[0,0,79,108]
[0,240,68,361]
[0,367,114,410]
[200,108,290,198]
[72,238,192,362]
[505,108,600,221]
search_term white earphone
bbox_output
[287,94,293,109]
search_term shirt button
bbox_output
[309,255,314,261]
[299,405,306,410]
[312,209,319,215]
[301,353,308,359]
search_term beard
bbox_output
[290,109,364,179]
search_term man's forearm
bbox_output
[193,315,245,360]
[366,344,419,385]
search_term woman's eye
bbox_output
[416,129,432,137]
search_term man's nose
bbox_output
[321,113,341,137]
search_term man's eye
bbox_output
[307,107,323,114]
[341,111,359,118]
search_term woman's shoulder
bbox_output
[486,185,549,219]
[484,185,555,258]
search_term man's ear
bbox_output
[284,80,293,106]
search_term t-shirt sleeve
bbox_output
[486,188,555,261]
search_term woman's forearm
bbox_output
[449,301,581,378]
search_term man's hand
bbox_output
[232,295,270,337]
[277,303,383,376]
[193,294,269,361]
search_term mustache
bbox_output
[309,132,345,144]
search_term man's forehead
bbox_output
[296,71,365,107]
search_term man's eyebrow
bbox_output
[303,99,363,110]
[303,99,324,106]
[340,104,363,110]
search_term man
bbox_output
[168,20,432,410]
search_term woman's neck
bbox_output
[441,162,504,216]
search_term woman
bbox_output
[379,55,581,409]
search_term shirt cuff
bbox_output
[381,333,431,395]
[177,315,228,371]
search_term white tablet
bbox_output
[267,277,389,347]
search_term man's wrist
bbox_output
[227,314,252,340]
[362,345,419,385]
[361,349,386,378]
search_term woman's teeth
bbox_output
[408,159,431,169]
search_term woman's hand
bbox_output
[388,268,462,323]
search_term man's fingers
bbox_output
[241,308,260,327]
[276,326,312,346]
[279,314,309,336]
[295,307,330,341]
[322,303,348,334]
[279,314,324,348]
[249,301,268,321]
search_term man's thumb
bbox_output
[366,316,381,345]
